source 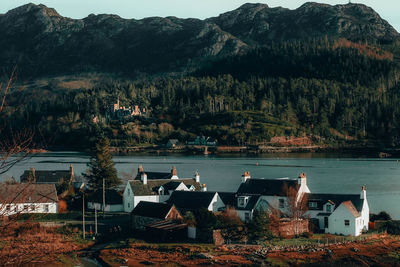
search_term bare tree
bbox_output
[283,184,309,236]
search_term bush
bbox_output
[386,221,400,235]
[370,211,392,222]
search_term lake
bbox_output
[3,152,400,219]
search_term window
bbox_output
[128,203,130,208]
[309,202,317,208]
[326,205,331,212]
[245,212,250,222]
[5,205,10,211]
[238,198,245,207]
[279,199,284,209]
[44,204,49,212]
[344,220,350,226]
[127,188,130,196]
[31,204,35,211]
[24,204,28,211]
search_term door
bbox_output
[324,217,329,228]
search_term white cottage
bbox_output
[122,166,202,212]
[0,184,58,215]
[87,189,124,212]
[234,172,310,222]
[306,186,369,236]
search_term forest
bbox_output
[1,38,400,150]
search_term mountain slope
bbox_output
[0,2,398,78]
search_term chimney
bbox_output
[195,171,200,183]
[138,165,144,173]
[201,183,207,192]
[171,166,178,179]
[298,172,306,185]
[141,173,147,185]
[241,171,251,183]
[360,186,366,200]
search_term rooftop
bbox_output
[0,184,58,204]
[237,178,299,196]
[132,201,175,219]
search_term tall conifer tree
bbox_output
[83,137,120,189]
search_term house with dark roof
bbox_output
[20,164,75,185]
[131,201,183,230]
[87,189,124,212]
[0,184,58,215]
[306,187,369,236]
[122,166,203,212]
[234,171,310,222]
[166,191,225,213]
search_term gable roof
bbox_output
[166,191,217,211]
[306,193,363,212]
[163,181,185,191]
[20,169,73,184]
[0,184,58,204]
[341,200,361,218]
[237,178,299,196]
[131,201,175,219]
[218,192,236,207]
[89,189,123,205]
[129,179,201,196]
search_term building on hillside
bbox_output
[106,98,147,122]
[234,171,310,222]
[20,164,75,185]
[0,184,58,215]
[87,189,124,212]
[187,136,218,147]
[166,139,179,149]
[166,191,225,214]
[306,187,369,236]
[131,201,183,230]
[122,166,202,212]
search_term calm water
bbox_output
[3,152,400,219]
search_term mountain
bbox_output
[0,2,398,78]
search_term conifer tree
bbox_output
[83,137,120,189]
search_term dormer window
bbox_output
[309,202,317,209]
[158,186,164,195]
[238,196,249,208]
[326,204,332,212]
[189,185,195,191]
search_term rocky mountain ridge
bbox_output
[0,2,398,78]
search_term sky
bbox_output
[0,0,399,32]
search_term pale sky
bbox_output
[1,0,399,32]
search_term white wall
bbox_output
[188,226,196,239]
[87,202,124,212]
[360,198,369,231]
[133,195,159,209]
[208,193,225,212]
[0,202,57,216]
[123,182,134,212]
[326,204,360,236]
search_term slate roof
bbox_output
[341,200,361,218]
[89,189,123,205]
[218,192,236,207]
[237,178,299,196]
[129,179,201,196]
[20,169,73,184]
[0,184,58,203]
[135,172,172,180]
[131,201,175,219]
[166,191,217,211]
[163,181,183,191]
[306,193,363,212]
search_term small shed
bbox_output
[131,201,183,231]
[166,139,179,148]
[145,220,188,242]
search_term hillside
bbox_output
[1,3,400,151]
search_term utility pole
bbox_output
[102,178,105,219]
[82,192,85,239]
[95,206,98,236]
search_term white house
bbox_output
[166,191,225,213]
[306,186,369,236]
[234,172,310,221]
[122,166,202,212]
[0,184,58,216]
